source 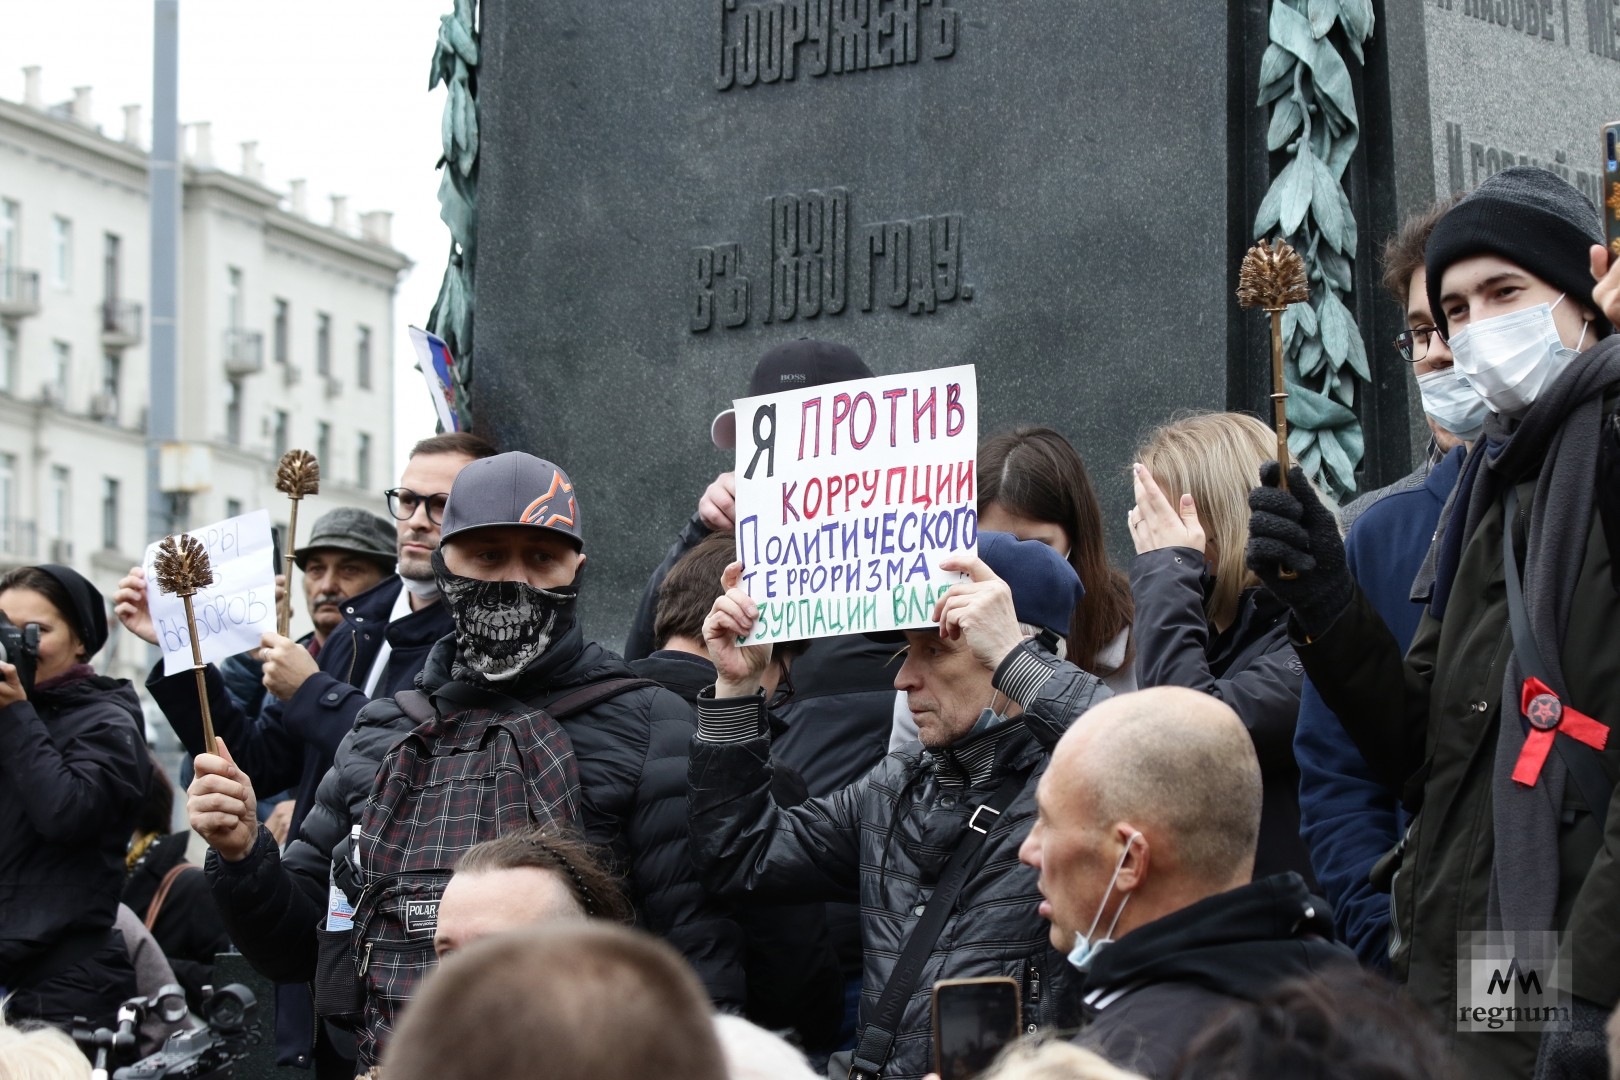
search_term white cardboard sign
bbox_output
[144,509,278,676]
[731,363,978,644]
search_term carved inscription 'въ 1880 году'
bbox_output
[716,0,959,91]
[690,186,971,332]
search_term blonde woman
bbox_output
[922,1040,1146,1080]
[1125,412,1313,883]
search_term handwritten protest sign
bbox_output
[732,364,977,644]
[144,509,278,676]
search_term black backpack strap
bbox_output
[847,771,1025,1080]
[1503,487,1616,828]
[394,688,438,727]
[538,677,660,720]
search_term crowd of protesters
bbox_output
[4,165,1620,1080]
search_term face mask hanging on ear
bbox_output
[1066,831,1143,972]
[1447,295,1588,415]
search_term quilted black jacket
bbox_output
[689,640,1110,1080]
[205,626,746,1028]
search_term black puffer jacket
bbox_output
[1072,873,1353,1079]
[690,641,1110,1080]
[0,672,150,983]
[1129,548,1312,883]
[205,626,745,1013]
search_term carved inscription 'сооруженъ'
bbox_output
[716,0,958,91]
[690,187,971,332]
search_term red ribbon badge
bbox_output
[1511,677,1610,787]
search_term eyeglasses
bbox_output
[1393,327,1441,364]
[384,488,450,525]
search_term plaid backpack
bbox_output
[336,676,654,1068]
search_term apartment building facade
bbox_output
[0,71,410,683]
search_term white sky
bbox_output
[0,0,450,475]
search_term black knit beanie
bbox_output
[1425,166,1611,339]
[35,563,109,658]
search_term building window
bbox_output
[51,216,72,289]
[227,266,243,330]
[273,298,289,364]
[50,340,70,404]
[356,325,372,390]
[0,453,15,553]
[272,409,289,459]
[356,432,371,490]
[316,312,331,377]
[316,420,331,470]
[225,380,243,446]
[0,200,16,296]
[0,323,16,395]
[225,498,242,519]
[49,465,70,544]
[101,476,120,551]
[100,352,121,418]
[103,232,121,302]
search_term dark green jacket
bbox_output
[1301,438,1620,1079]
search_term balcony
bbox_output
[89,392,119,423]
[282,362,302,388]
[101,300,144,349]
[323,375,343,400]
[223,328,264,377]
[48,537,73,563]
[0,519,38,568]
[0,269,41,319]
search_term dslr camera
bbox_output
[77,982,259,1080]
[0,613,39,697]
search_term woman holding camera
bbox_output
[0,564,151,1034]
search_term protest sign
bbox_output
[145,509,278,676]
[409,326,464,433]
[732,364,977,644]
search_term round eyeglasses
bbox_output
[384,488,450,525]
[1393,327,1442,364]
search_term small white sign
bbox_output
[145,509,278,677]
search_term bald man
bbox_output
[1019,687,1352,1080]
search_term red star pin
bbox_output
[1511,677,1610,787]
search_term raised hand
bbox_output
[113,565,159,646]
[698,471,738,532]
[1129,463,1206,555]
[1245,462,1352,637]
[187,739,261,862]
[932,554,1025,671]
[702,561,773,699]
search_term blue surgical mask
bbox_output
[1066,831,1142,972]
[1448,295,1588,415]
[1415,366,1487,441]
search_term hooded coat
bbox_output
[1071,873,1352,1079]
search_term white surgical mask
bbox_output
[1415,366,1487,441]
[1447,295,1588,415]
[1065,831,1142,972]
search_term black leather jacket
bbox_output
[690,640,1110,1080]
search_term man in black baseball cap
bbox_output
[186,451,744,1070]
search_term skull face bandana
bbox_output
[432,548,579,682]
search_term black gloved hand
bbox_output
[1244,462,1352,639]
[1532,996,1609,1080]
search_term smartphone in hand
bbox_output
[932,977,1022,1080]
[1604,121,1620,258]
